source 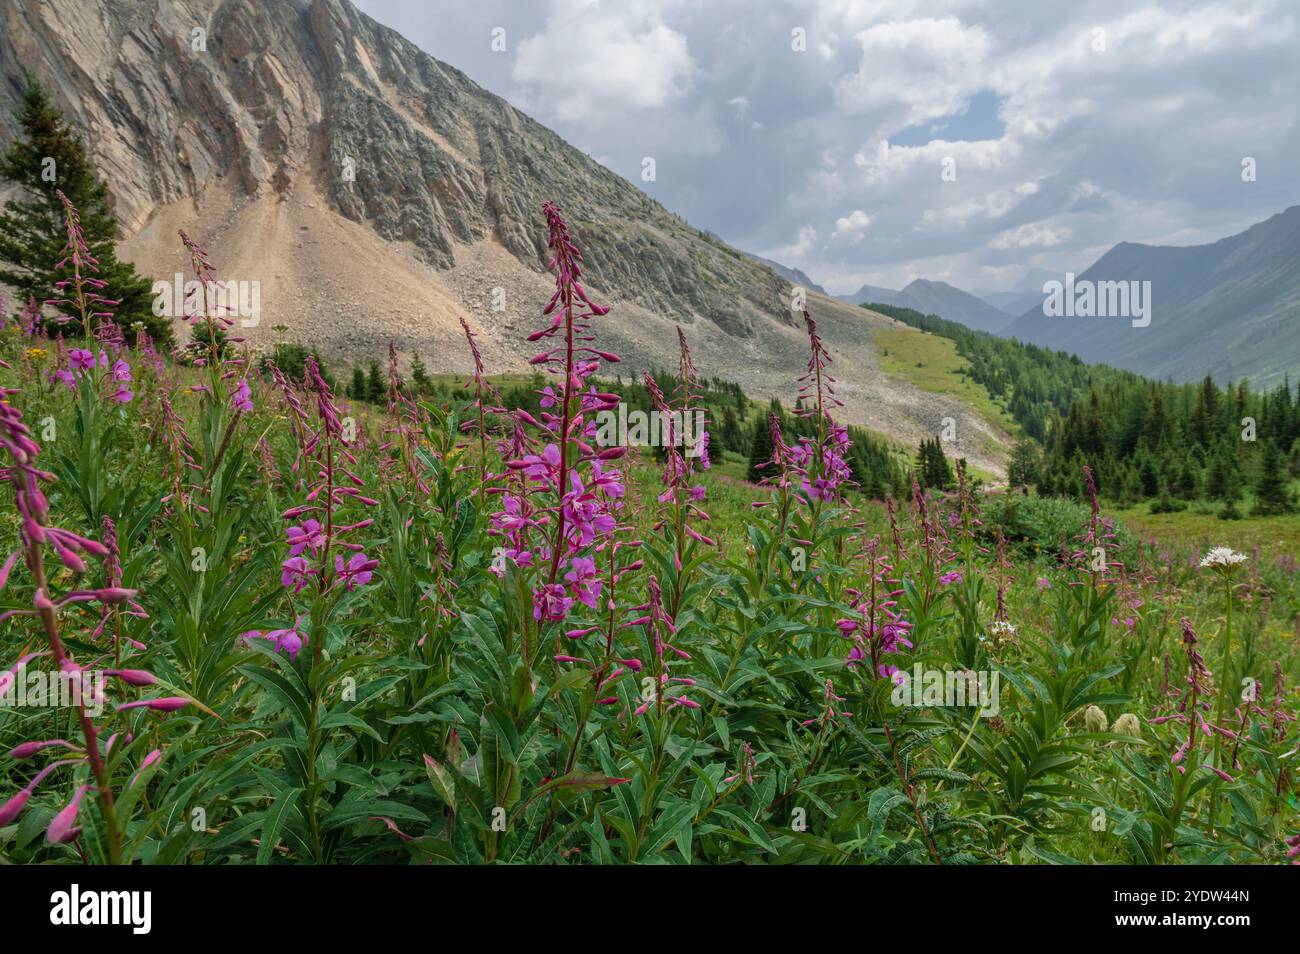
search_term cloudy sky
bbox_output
[353,0,1299,296]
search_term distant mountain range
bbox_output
[836,278,1015,334]
[742,252,827,295]
[1000,205,1300,388]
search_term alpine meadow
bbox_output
[0,0,1298,898]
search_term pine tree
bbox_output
[1007,438,1040,490]
[350,367,367,402]
[1252,440,1293,515]
[1204,447,1235,502]
[410,353,430,395]
[1137,452,1160,498]
[365,361,384,403]
[0,76,169,344]
[746,405,778,483]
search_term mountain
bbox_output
[979,289,1042,316]
[743,252,826,295]
[999,206,1300,388]
[836,279,1013,333]
[975,269,1056,317]
[0,0,1013,474]
[838,283,904,307]
[892,279,1014,334]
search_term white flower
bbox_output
[1199,547,1247,570]
[989,620,1017,637]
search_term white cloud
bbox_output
[512,0,695,121]
[832,209,871,242]
[990,221,1071,250]
[833,17,992,135]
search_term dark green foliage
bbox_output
[365,361,384,404]
[915,436,954,490]
[0,76,171,346]
[1252,440,1294,515]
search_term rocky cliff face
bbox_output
[0,0,1012,474]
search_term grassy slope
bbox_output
[866,324,1017,482]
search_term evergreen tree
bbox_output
[410,353,430,395]
[1007,438,1040,490]
[746,400,782,483]
[1137,452,1160,497]
[0,76,169,344]
[1252,440,1293,515]
[721,406,743,454]
[365,361,384,404]
[1204,447,1235,502]
[350,367,367,402]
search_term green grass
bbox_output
[1113,502,1300,555]
[869,326,1017,438]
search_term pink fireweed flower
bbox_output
[231,377,254,413]
[533,582,574,622]
[103,669,158,686]
[115,696,192,713]
[9,739,82,759]
[840,538,913,681]
[46,784,91,844]
[242,623,306,661]
[334,551,377,591]
[281,556,314,592]
[564,555,602,609]
[286,519,326,557]
[45,192,121,334]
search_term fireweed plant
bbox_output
[1,198,1297,865]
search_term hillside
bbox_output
[1001,205,1300,388]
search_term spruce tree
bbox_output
[0,75,169,344]
[746,411,774,483]
[1007,438,1040,490]
[410,353,430,395]
[365,361,385,404]
[350,367,367,402]
[1252,440,1293,515]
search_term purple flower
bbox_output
[533,582,573,622]
[232,378,253,413]
[939,571,963,586]
[564,555,602,609]
[68,349,95,372]
[334,551,377,591]
[241,624,306,661]
[281,556,314,593]
[47,784,90,844]
[286,519,325,557]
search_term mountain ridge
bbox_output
[836,278,1013,334]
